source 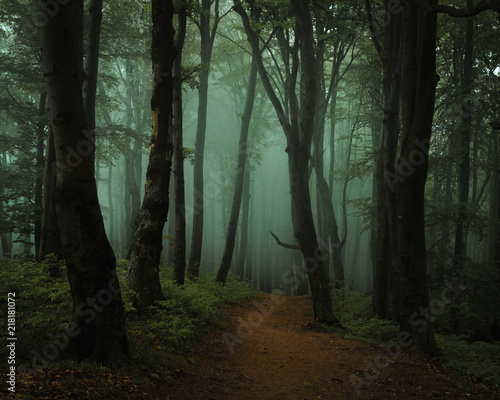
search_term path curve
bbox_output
[159,294,491,400]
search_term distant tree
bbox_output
[216,55,258,284]
[39,0,129,361]
[187,0,222,279]
[234,0,340,325]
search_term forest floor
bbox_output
[156,294,497,400]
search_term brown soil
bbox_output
[158,294,496,400]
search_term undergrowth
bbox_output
[330,286,500,389]
[0,256,257,399]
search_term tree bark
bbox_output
[453,0,474,268]
[127,0,176,309]
[396,0,439,357]
[83,0,102,173]
[35,91,47,261]
[39,126,63,268]
[187,0,220,279]
[39,0,129,362]
[172,0,188,285]
[216,57,258,284]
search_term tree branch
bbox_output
[410,0,500,17]
[269,230,300,250]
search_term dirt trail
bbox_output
[159,294,493,400]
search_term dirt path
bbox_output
[158,294,493,400]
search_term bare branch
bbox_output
[269,230,300,250]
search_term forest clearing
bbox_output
[1,0,500,398]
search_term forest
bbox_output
[0,0,499,398]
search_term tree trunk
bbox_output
[236,163,251,279]
[172,1,187,285]
[39,0,128,362]
[107,165,114,247]
[216,57,258,284]
[35,91,47,261]
[83,0,102,172]
[127,0,176,310]
[453,0,474,267]
[187,0,219,279]
[489,122,500,268]
[39,126,64,274]
[397,0,439,357]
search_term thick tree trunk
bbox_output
[397,0,439,357]
[172,1,187,285]
[39,0,128,362]
[187,0,219,279]
[216,57,258,284]
[127,0,175,309]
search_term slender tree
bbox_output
[216,56,258,284]
[187,0,221,279]
[172,0,188,285]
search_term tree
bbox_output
[187,0,221,279]
[127,0,176,309]
[234,0,340,325]
[216,55,258,284]
[172,0,188,285]
[39,0,129,361]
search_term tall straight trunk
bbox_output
[83,0,102,171]
[489,122,500,268]
[127,0,176,309]
[35,91,47,260]
[39,0,128,362]
[107,166,114,246]
[39,126,63,271]
[454,0,474,266]
[236,164,251,278]
[0,153,10,257]
[124,160,132,248]
[397,0,439,356]
[172,0,187,286]
[244,185,254,282]
[216,57,258,284]
[187,0,219,279]
[366,0,402,320]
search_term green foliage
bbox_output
[0,257,257,372]
[436,334,500,387]
[330,286,399,343]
